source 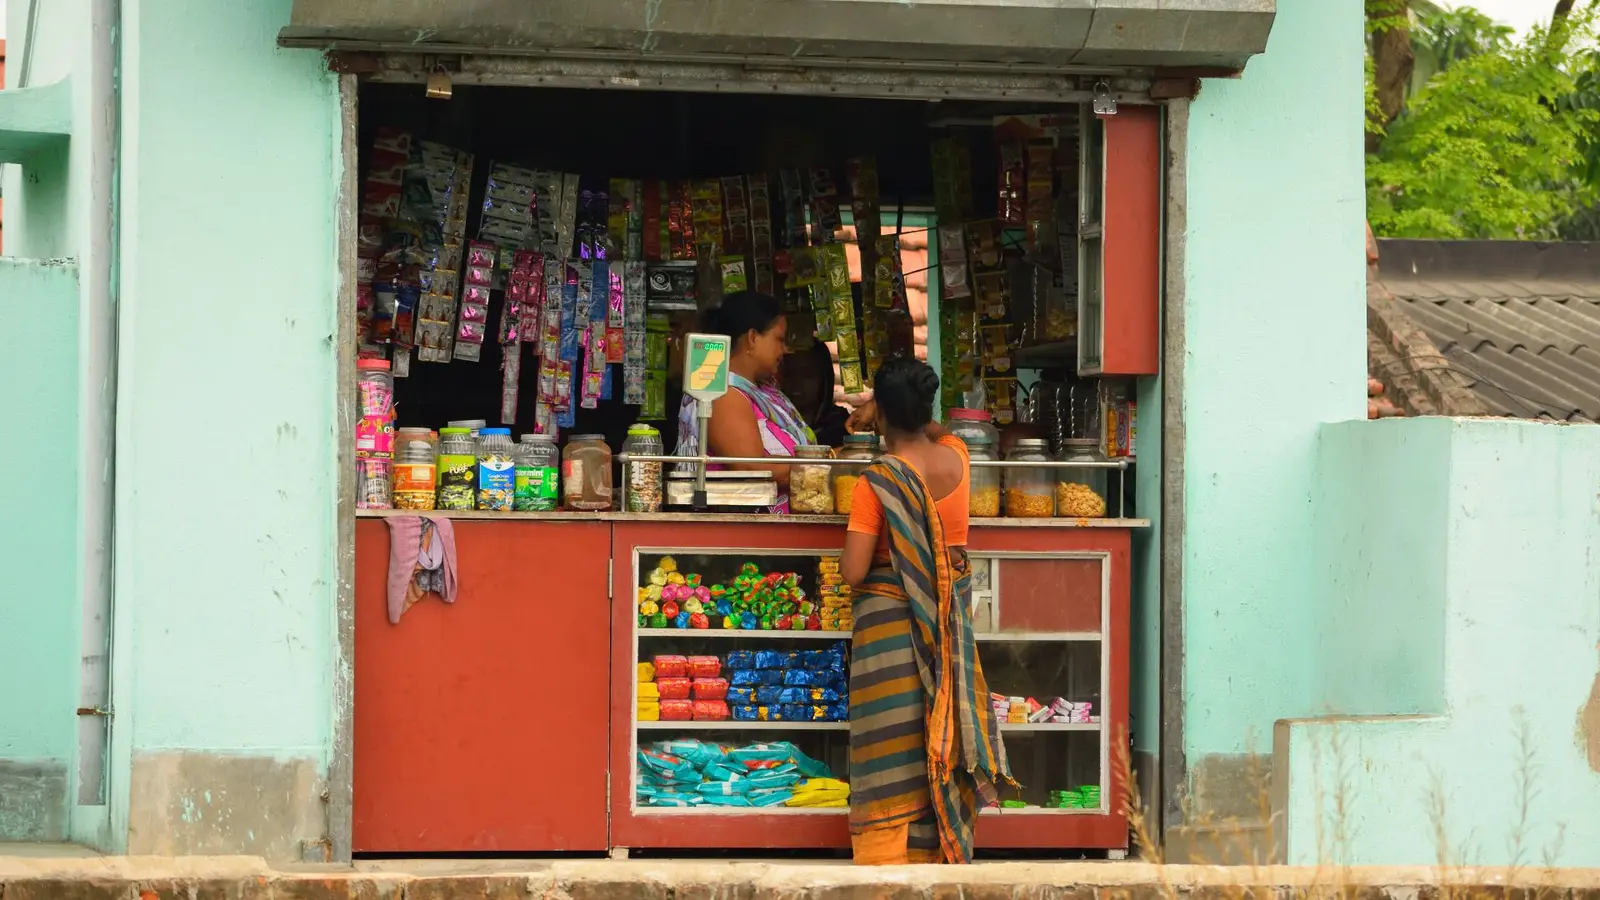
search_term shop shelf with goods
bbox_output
[608,516,1130,853]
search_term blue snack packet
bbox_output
[730,670,762,687]
[727,687,755,704]
[731,704,761,721]
[754,650,785,670]
[782,669,814,687]
[755,686,784,705]
[726,650,755,670]
[776,687,808,704]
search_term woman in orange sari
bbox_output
[839,358,1013,864]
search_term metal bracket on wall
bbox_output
[76,706,113,718]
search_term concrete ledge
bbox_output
[0,78,72,164]
[6,858,1600,899]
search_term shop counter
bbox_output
[353,511,1142,855]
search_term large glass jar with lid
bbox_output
[790,445,836,514]
[833,433,879,516]
[1004,438,1055,518]
[965,438,1001,517]
[563,434,614,511]
[1055,439,1109,519]
[949,408,1000,450]
[514,434,560,511]
[435,427,478,510]
[622,424,665,513]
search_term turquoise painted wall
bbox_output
[1314,420,1448,716]
[0,258,80,841]
[1181,0,1368,758]
[111,0,340,852]
[1282,417,1600,866]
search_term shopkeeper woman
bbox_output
[838,357,1014,865]
[673,290,816,512]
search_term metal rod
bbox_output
[618,453,1131,470]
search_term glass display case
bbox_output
[608,518,1130,855]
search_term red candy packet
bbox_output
[656,677,692,700]
[692,678,729,701]
[691,700,730,721]
[652,655,689,678]
[687,656,721,678]
[660,700,694,721]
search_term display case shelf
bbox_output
[977,632,1101,642]
[612,521,1131,853]
[638,628,851,640]
[999,721,1100,732]
[636,720,847,731]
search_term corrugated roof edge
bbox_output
[1377,239,1600,285]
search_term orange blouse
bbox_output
[845,434,971,555]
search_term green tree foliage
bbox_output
[1367,14,1600,239]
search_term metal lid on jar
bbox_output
[570,434,606,442]
[844,433,878,445]
[519,433,556,443]
[1014,438,1050,450]
[795,444,833,457]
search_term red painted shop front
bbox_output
[352,512,1137,855]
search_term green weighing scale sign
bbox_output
[683,333,731,402]
[682,332,732,509]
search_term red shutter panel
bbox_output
[1097,104,1162,376]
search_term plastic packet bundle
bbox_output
[691,700,730,721]
[688,656,722,678]
[652,655,689,677]
[656,677,691,700]
[754,650,785,670]
[692,678,729,701]
[660,699,693,721]
[726,650,755,670]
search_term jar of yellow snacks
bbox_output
[1004,439,1054,518]
[833,433,879,516]
[965,437,1001,518]
[1056,439,1109,519]
[790,445,836,514]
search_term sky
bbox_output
[1465,0,1557,36]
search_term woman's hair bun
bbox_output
[873,356,939,433]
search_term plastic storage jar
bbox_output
[833,433,879,515]
[1004,438,1055,518]
[563,434,614,511]
[392,438,438,510]
[622,424,665,513]
[476,428,516,511]
[1055,439,1109,518]
[949,408,1000,449]
[514,434,560,511]
[966,437,1001,517]
[789,445,836,514]
[436,427,478,510]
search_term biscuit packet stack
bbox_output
[816,557,853,632]
[637,661,660,721]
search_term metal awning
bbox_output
[279,0,1276,73]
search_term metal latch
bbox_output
[76,706,113,717]
[1092,81,1118,117]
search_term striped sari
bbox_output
[848,455,1013,864]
